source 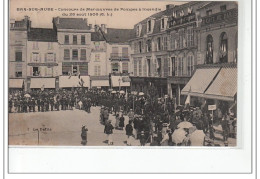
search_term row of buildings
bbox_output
[9,16,133,91]
[9,1,238,110]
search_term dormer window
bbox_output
[161,19,165,29]
[136,24,142,37]
[161,16,168,31]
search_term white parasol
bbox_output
[139,92,144,96]
[111,91,117,94]
[177,121,193,129]
[172,128,186,144]
[24,94,31,98]
[120,90,125,94]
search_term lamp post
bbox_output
[118,77,121,91]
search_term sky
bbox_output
[10,0,185,29]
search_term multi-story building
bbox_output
[129,4,180,98]
[167,2,206,105]
[181,1,238,114]
[89,26,110,89]
[9,16,30,91]
[53,17,91,89]
[26,28,60,90]
[103,26,134,90]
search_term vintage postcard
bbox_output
[8,0,238,147]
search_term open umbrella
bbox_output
[111,91,116,94]
[172,128,186,144]
[120,90,125,94]
[139,92,144,96]
[24,94,31,98]
[177,121,193,129]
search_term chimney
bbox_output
[166,4,175,10]
[101,24,107,33]
[83,18,88,25]
[57,16,60,24]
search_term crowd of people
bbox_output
[9,88,237,146]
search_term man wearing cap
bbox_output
[128,109,134,122]
[81,125,88,145]
[125,120,133,146]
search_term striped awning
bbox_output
[9,79,24,88]
[181,68,220,97]
[111,76,130,87]
[204,67,237,101]
[30,78,56,89]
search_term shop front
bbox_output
[90,76,110,90]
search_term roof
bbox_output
[28,28,57,42]
[91,31,106,41]
[104,28,135,43]
[53,17,91,30]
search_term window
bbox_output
[15,52,22,62]
[112,63,119,72]
[72,66,78,74]
[64,35,69,44]
[138,41,142,53]
[94,65,101,76]
[81,35,85,45]
[81,49,86,60]
[134,42,138,53]
[157,37,161,51]
[156,58,161,76]
[64,49,70,60]
[122,62,128,73]
[206,10,212,16]
[187,55,194,76]
[112,47,119,57]
[33,42,39,50]
[95,53,100,61]
[146,40,151,52]
[72,49,78,60]
[187,28,194,47]
[136,25,140,36]
[15,72,22,77]
[48,42,53,50]
[46,53,54,62]
[179,29,185,48]
[138,60,142,76]
[33,67,40,76]
[46,67,53,76]
[219,32,228,63]
[171,57,176,76]
[122,47,128,57]
[147,59,151,76]
[177,57,183,76]
[174,58,178,76]
[134,60,138,76]
[148,20,151,32]
[161,19,165,29]
[32,53,40,62]
[206,35,213,64]
[163,36,168,50]
[73,35,77,45]
[170,33,175,50]
[220,5,226,12]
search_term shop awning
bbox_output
[59,76,90,88]
[91,80,110,87]
[111,76,130,87]
[204,67,237,101]
[181,68,220,97]
[9,79,24,88]
[30,78,56,89]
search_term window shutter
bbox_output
[30,53,32,62]
[54,53,56,62]
[39,53,41,62]
[45,53,47,62]
[30,67,33,76]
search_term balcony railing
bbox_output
[110,53,129,60]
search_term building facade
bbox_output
[181,1,238,114]
[26,28,60,90]
[53,17,92,88]
[9,16,30,91]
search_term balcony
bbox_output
[110,53,129,61]
[168,13,196,28]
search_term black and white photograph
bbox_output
[8,0,239,147]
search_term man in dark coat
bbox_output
[104,120,114,145]
[81,125,88,145]
[125,120,133,146]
